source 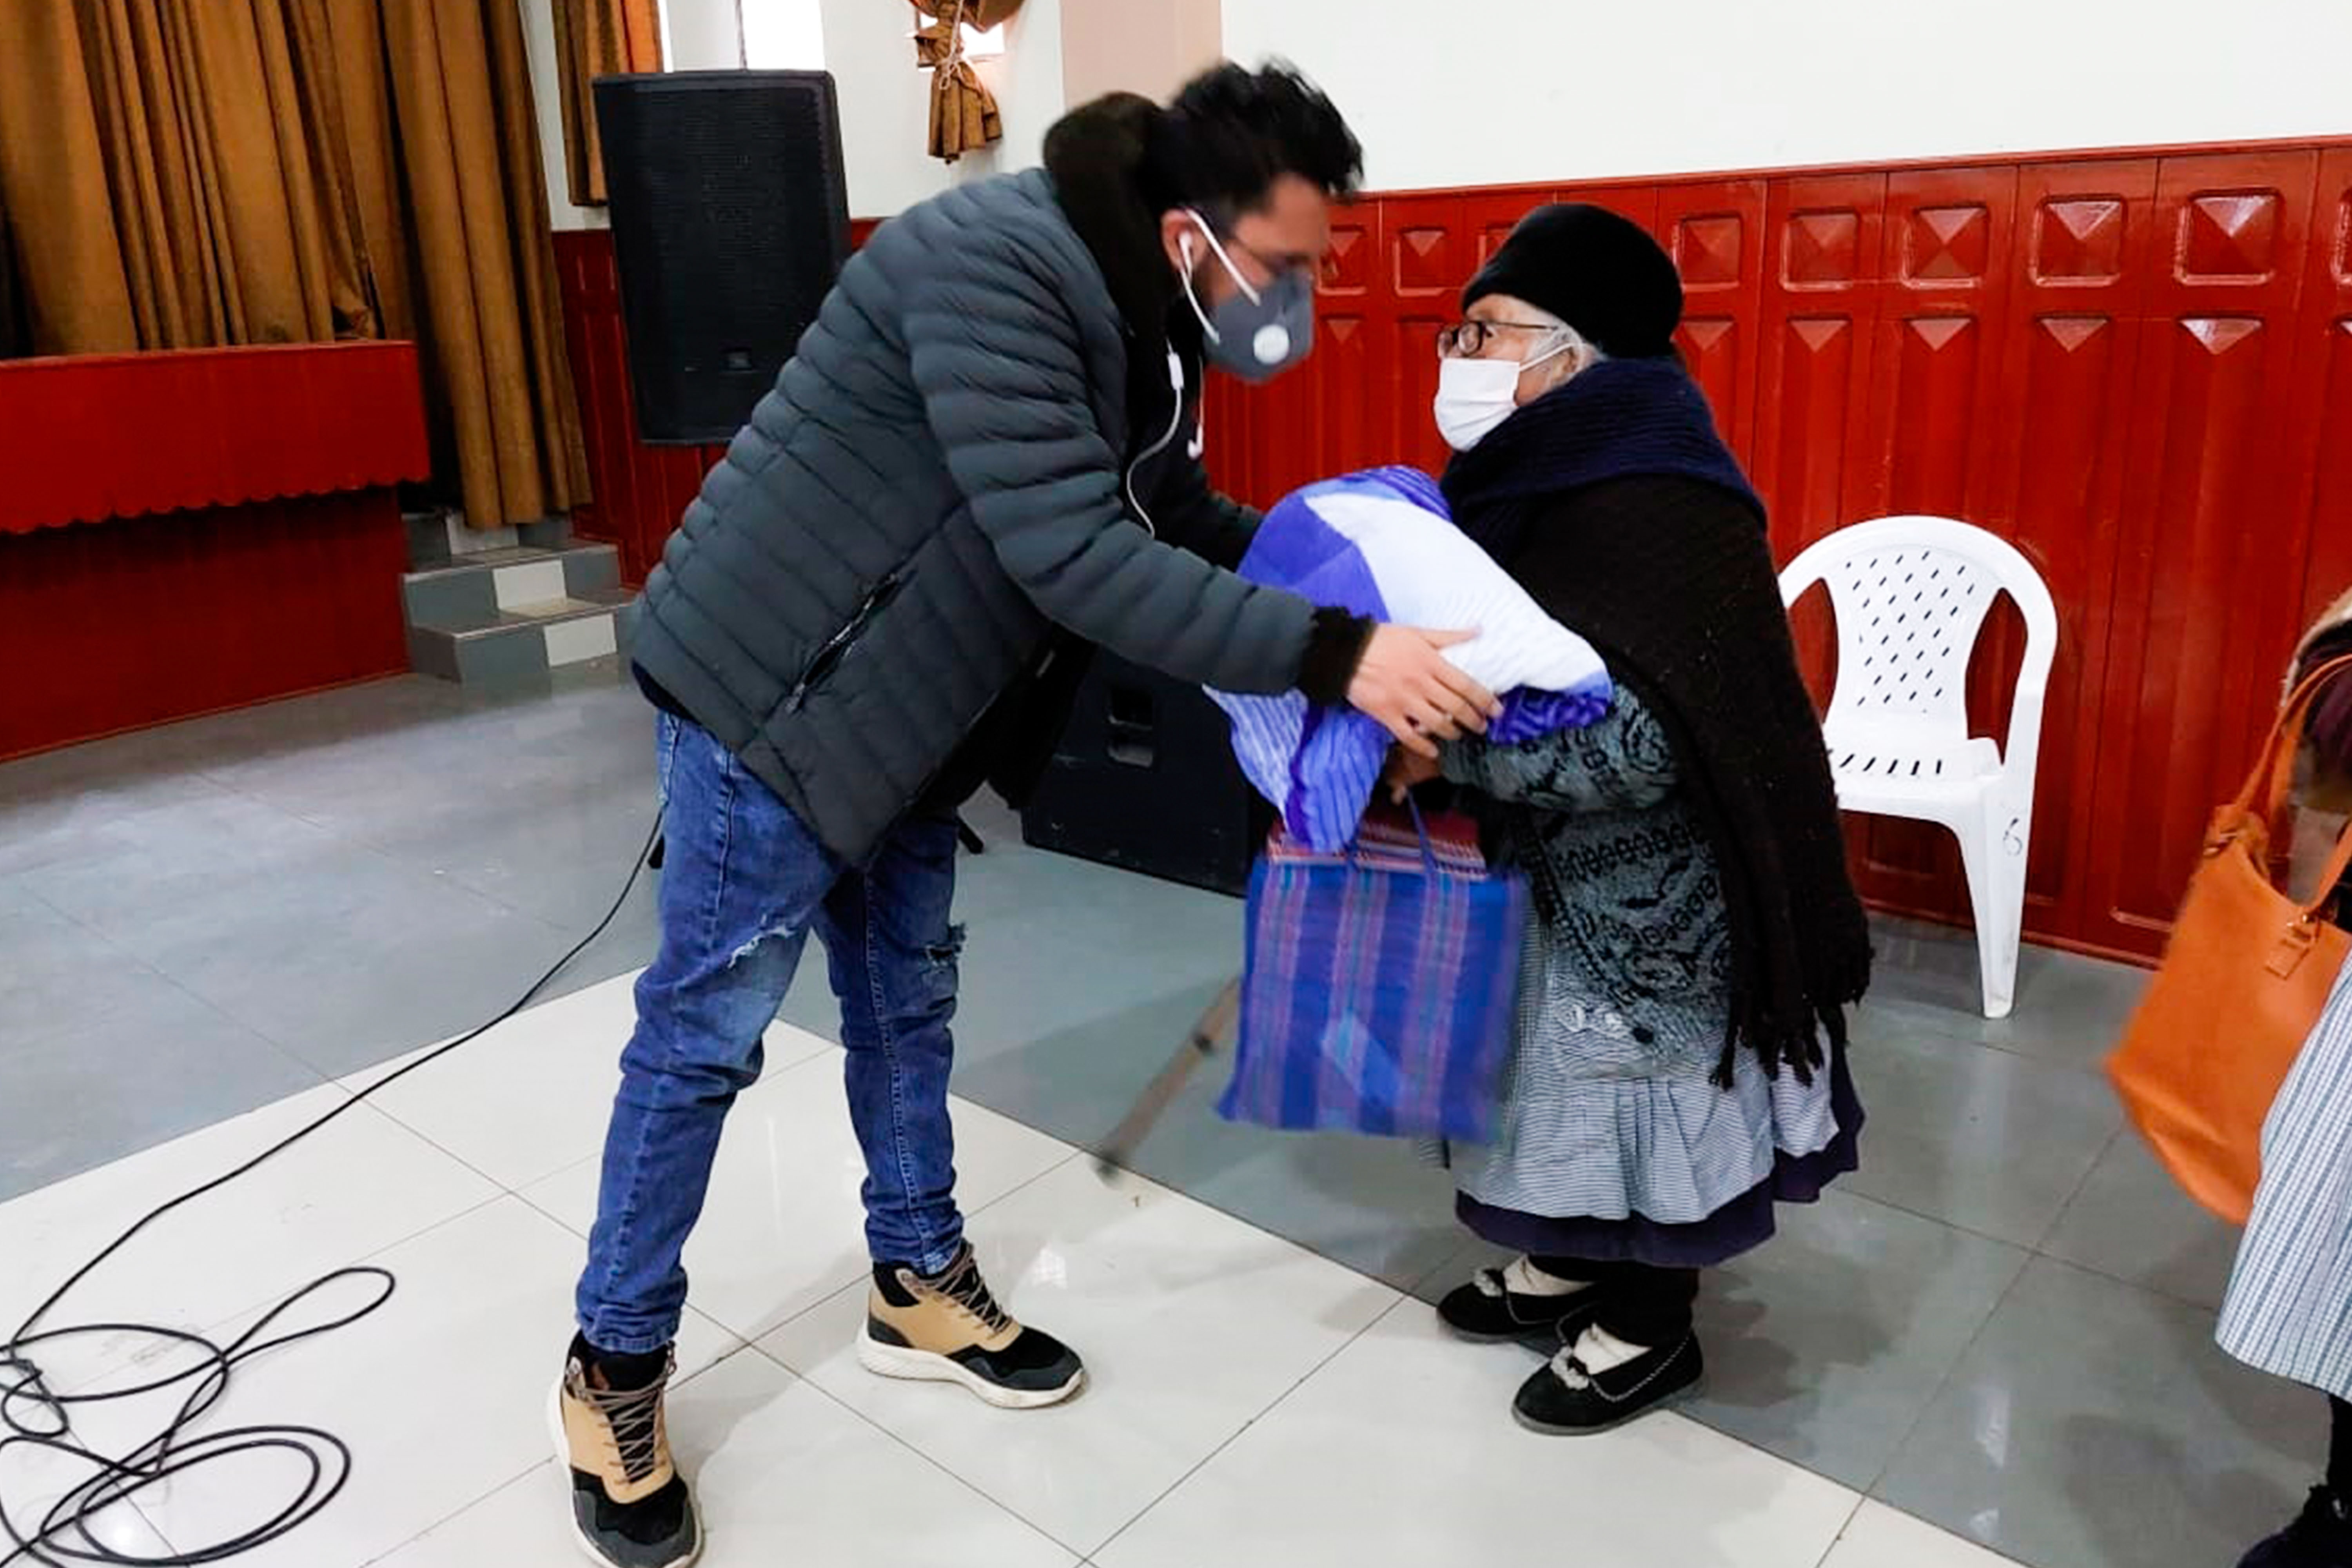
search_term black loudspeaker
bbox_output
[1022,655,1269,897]
[592,71,850,444]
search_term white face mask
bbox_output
[1433,334,1578,452]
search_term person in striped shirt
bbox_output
[2232,586,2352,1568]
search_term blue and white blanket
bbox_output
[1209,466,1613,851]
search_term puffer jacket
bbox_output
[630,94,1363,865]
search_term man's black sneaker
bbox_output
[1512,1325,1705,1436]
[858,1242,1085,1409]
[552,1335,701,1568]
[1437,1257,1609,1347]
[2242,1488,2352,1568]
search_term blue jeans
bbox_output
[577,712,966,1354]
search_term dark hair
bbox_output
[1140,62,1363,223]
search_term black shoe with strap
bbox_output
[1437,1257,1611,1348]
[1512,1327,1705,1436]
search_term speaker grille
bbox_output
[593,71,850,444]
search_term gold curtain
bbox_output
[0,0,152,352]
[0,0,373,350]
[374,0,589,528]
[0,0,588,530]
[552,0,664,208]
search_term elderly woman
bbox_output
[1388,205,1873,1435]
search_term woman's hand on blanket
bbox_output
[1350,626,1499,758]
[1383,745,1444,802]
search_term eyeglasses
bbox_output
[1225,235,1316,287]
[1189,211,1315,289]
[1437,318,1565,359]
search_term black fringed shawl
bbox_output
[1443,358,1872,1082]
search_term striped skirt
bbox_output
[2218,958,2352,1401]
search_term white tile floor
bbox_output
[0,972,2025,1568]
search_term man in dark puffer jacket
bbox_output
[555,64,1497,1568]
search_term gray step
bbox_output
[402,543,623,633]
[405,509,576,568]
[407,588,635,685]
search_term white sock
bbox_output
[1568,1324,1652,1375]
[1502,1256,1592,1298]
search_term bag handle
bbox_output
[1345,794,1443,880]
[2219,652,2352,926]
[2305,822,2352,918]
[2226,651,2352,827]
[1405,795,1440,879]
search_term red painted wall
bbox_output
[0,342,425,759]
[555,148,2352,961]
[0,492,410,759]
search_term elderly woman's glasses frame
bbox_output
[1436,319,1564,359]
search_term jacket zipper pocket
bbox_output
[786,571,905,712]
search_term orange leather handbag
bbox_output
[2107,653,2352,1223]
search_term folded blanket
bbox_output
[1209,466,1612,851]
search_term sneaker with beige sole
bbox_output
[552,1336,701,1568]
[857,1242,1085,1408]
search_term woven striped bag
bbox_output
[1220,801,1528,1142]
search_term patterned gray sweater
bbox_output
[1443,686,1732,1051]
[1441,687,1842,1223]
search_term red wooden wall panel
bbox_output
[1657,181,1767,461]
[557,140,2352,961]
[2083,151,2323,951]
[1753,178,1894,896]
[1757,173,1886,564]
[1864,167,2019,527]
[1984,161,2156,938]
[0,492,409,760]
[2291,151,2352,645]
[0,343,428,535]
[1829,169,2026,919]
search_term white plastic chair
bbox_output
[1779,517,2058,1019]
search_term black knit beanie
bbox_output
[1461,203,1683,358]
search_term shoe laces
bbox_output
[578,1359,672,1484]
[921,1248,1011,1337]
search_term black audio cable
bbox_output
[0,814,663,1567]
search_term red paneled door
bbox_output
[1656,181,1767,464]
[1751,176,1885,893]
[1383,193,1474,479]
[1468,189,1548,269]
[2288,149,2352,636]
[1835,169,2025,922]
[1989,160,2160,945]
[1753,174,1887,566]
[1857,168,2021,525]
[2082,150,2324,955]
